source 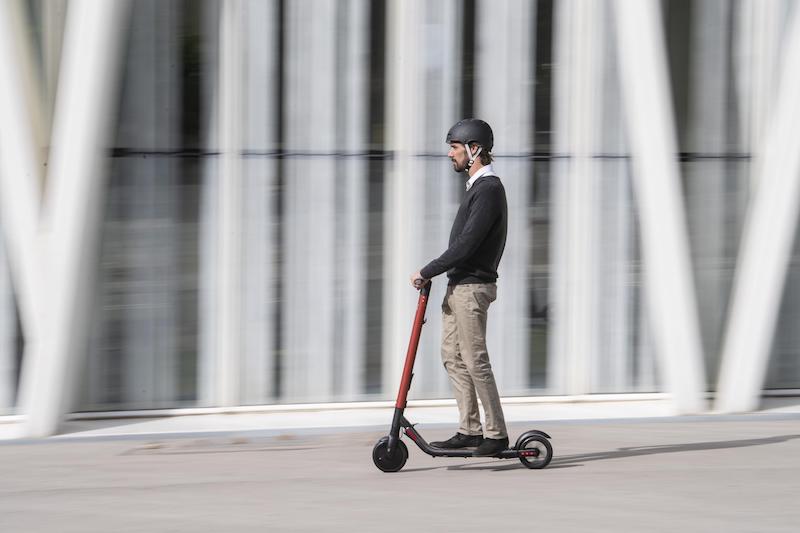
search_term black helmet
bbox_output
[445,118,494,151]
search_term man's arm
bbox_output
[409,184,502,288]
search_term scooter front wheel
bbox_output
[372,437,408,473]
[517,435,553,469]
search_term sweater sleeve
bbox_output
[420,184,502,280]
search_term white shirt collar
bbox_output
[466,164,497,191]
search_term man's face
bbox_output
[448,142,472,173]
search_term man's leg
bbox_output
[451,283,508,440]
[440,285,483,437]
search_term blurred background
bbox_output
[0,0,798,427]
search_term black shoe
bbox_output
[430,433,483,449]
[473,437,509,457]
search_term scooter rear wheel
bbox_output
[372,437,408,473]
[517,435,553,469]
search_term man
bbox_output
[410,118,509,457]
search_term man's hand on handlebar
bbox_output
[410,271,428,290]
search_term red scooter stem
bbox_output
[395,281,431,409]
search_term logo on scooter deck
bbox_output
[519,450,540,457]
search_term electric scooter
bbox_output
[372,281,553,472]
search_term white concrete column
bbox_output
[23,0,131,436]
[383,0,462,400]
[383,0,429,397]
[716,4,800,413]
[414,0,460,399]
[595,6,647,393]
[549,0,602,395]
[337,0,369,399]
[239,0,278,404]
[612,0,706,413]
[282,0,338,401]
[217,0,245,407]
[473,0,534,395]
[596,158,636,392]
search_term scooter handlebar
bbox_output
[417,280,432,296]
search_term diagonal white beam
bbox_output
[0,0,51,418]
[715,5,800,413]
[22,0,131,437]
[0,0,46,341]
[612,0,706,413]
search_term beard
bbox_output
[451,159,467,173]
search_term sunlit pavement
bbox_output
[1,413,800,532]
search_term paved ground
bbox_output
[1,414,799,532]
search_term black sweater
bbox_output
[420,175,507,285]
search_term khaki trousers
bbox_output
[441,283,507,439]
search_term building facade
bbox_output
[0,0,799,436]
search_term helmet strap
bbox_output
[464,143,483,171]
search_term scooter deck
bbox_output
[401,417,539,459]
[425,447,522,459]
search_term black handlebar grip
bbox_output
[420,280,432,297]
